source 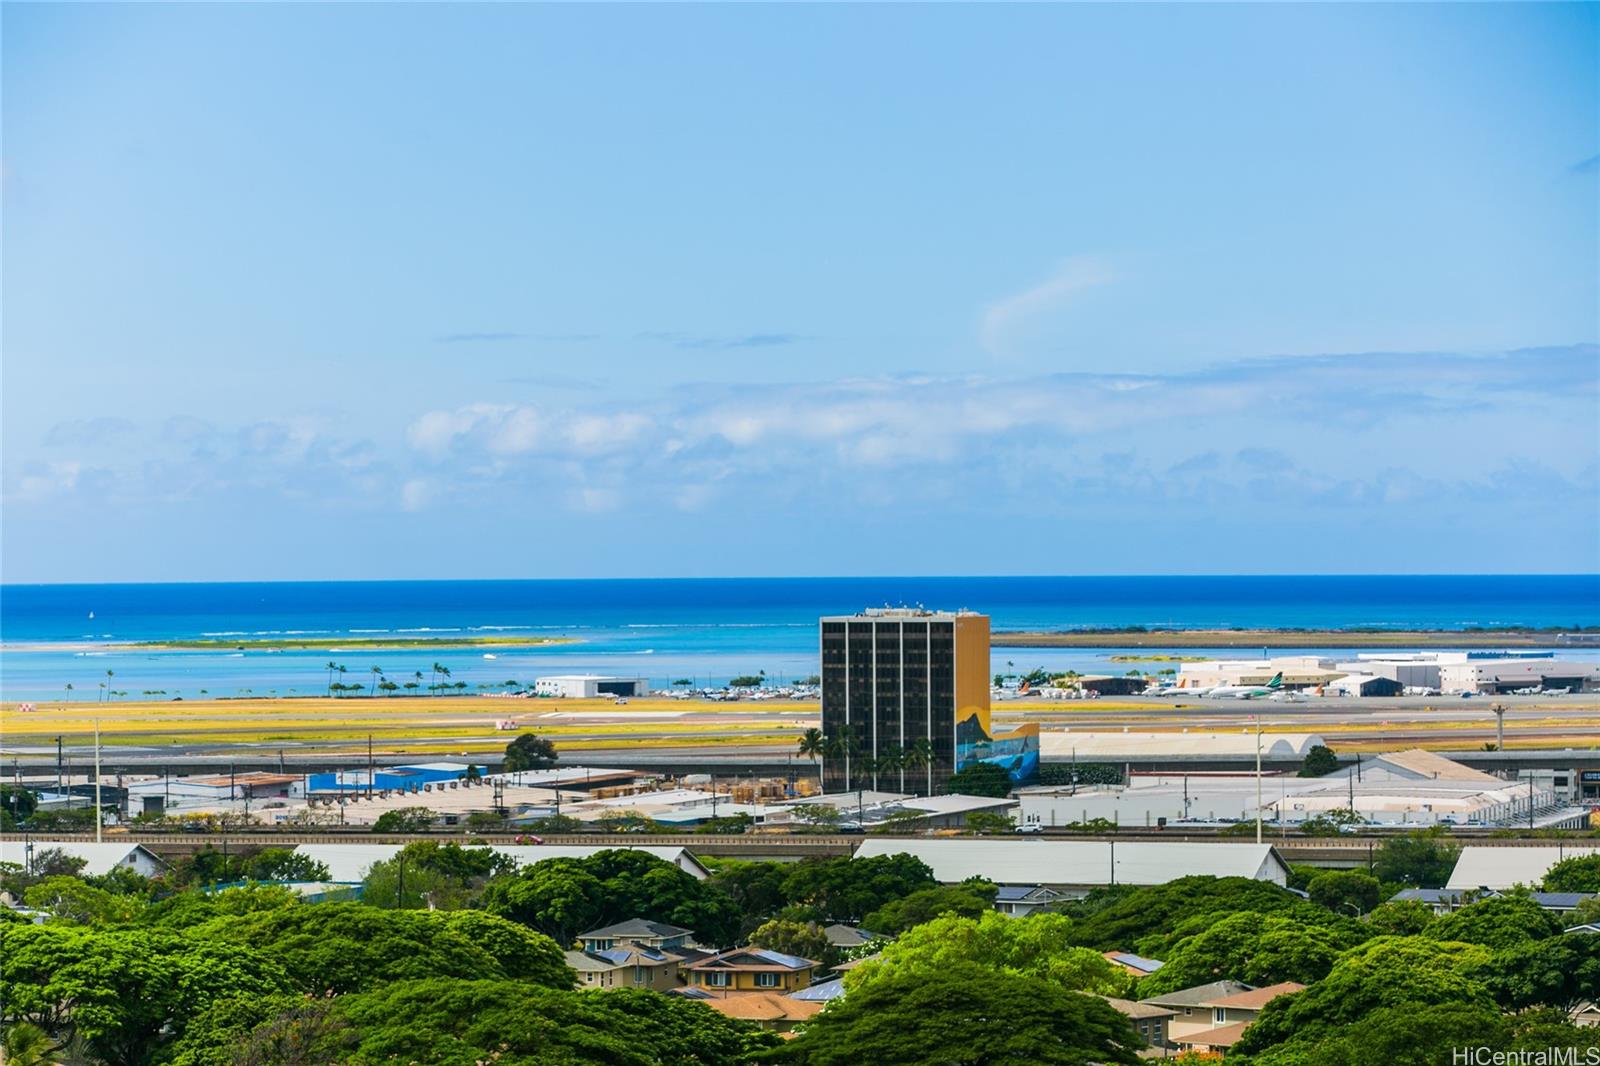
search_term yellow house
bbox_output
[684,948,817,992]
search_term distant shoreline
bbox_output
[993,628,1599,649]
[2,635,582,653]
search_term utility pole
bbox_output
[55,736,63,793]
[1493,704,1506,752]
[1254,716,1263,846]
[368,734,375,798]
[1109,838,1116,886]
[1530,777,1536,830]
[94,720,103,843]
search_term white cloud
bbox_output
[980,256,1118,356]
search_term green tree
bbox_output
[1364,898,1436,936]
[747,919,832,965]
[0,1021,64,1066]
[1135,911,1360,996]
[1372,827,1460,888]
[850,912,1133,998]
[1308,870,1382,916]
[199,903,571,994]
[945,761,1012,798]
[1066,875,1312,952]
[371,806,438,833]
[1,784,38,825]
[963,810,1016,834]
[1249,1001,1510,1066]
[704,859,792,938]
[1298,744,1340,777]
[504,731,558,771]
[245,848,330,883]
[330,980,780,1065]
[21,877,143,926]
[361,841,512,910]
[480,849,741,946]
[1477,932,1600,1013]
[779,853,937,924]
[1543,853,1600,893]
[1234,936,1494,1057]
[1426,894,1563,950]
[0,924,295,1066]
[782,960,1140,1066]
[861,882,997,936]
[797,727,826,788]
[1299,808,1364,836]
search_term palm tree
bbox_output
[2,1021,63,1066]
[877,743,906,791]
[903,738,934,795]
[430,662,444,694]
[369,666,383,697]
[104,670,114,702]
[336,664,348,696]
[797,727,826,788]
[64,683,73,702]
[822,733,847,792]
[325,660,338,696]
[438,664,452,695]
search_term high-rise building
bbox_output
[819,608,1035,796]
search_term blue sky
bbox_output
[3,3,1596,581]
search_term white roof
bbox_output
[899,795,1019,815]
[1446,846,1600,891]
[852,839,1286,887]
[1371,750,1504,787]
[293,843,708,883]
[536,674,646,682]
[0,841,160,876]
[1040,731,1326,759]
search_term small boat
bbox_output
[483,653,497,660]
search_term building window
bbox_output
[706,971,729,987]
[755,972,780,988]
[1214,1009,1225,1025]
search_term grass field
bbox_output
[5,694,1596,760]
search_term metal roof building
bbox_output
[0,840,165,878]
[1039,731,1327,761]
[851,839,1289,891]
[1445,845,1600,891]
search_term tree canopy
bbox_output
[1371,828,1460,888]
[861,882,997,936]
[781,960,1141,1066]
[1542,853,1600,893]
[943,761,1013,798]
[504,732,559,772]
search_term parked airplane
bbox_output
[1204,673,1286,700]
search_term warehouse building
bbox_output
[851,838,1289,893]
[0,840,165,878]
[533,675,649,699]
[1446,845,1600,892]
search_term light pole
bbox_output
[1254,716,1263,846]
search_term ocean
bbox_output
[1,575,1596,702]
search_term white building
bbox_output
[0,841,165,878]
[1039,730,1327,762]
[1446,845,1600,892]
[1437,659,1599,695]
[533,675,649,699]
[1175,657,1342,690]
[851,838,1289,893]
[1017,749,1576,830]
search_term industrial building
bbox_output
[820,609,1037,795]
[1446,845,1600,892]
[0,841,165,878]
[1175,652,1597,695]
[533,675,649,699]
[851,838,1290,893]
[1017,748,1581,830]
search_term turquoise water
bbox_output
[2,576,1595,701]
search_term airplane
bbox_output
[1203,672,1286,700]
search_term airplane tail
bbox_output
[1267,672,1283,689]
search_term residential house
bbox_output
[1139,980,1255,1042]
[1103,951,1164,979]
[684,948,817,993]
[1389,887,1596,915]
[578,918,695,953]
[1101,997,1176,1051]
[1169,982,1306,1056]
[565,946,680,991]
[822,923,880,950]
[994,885,1064,917]
[695,991,825,1033]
